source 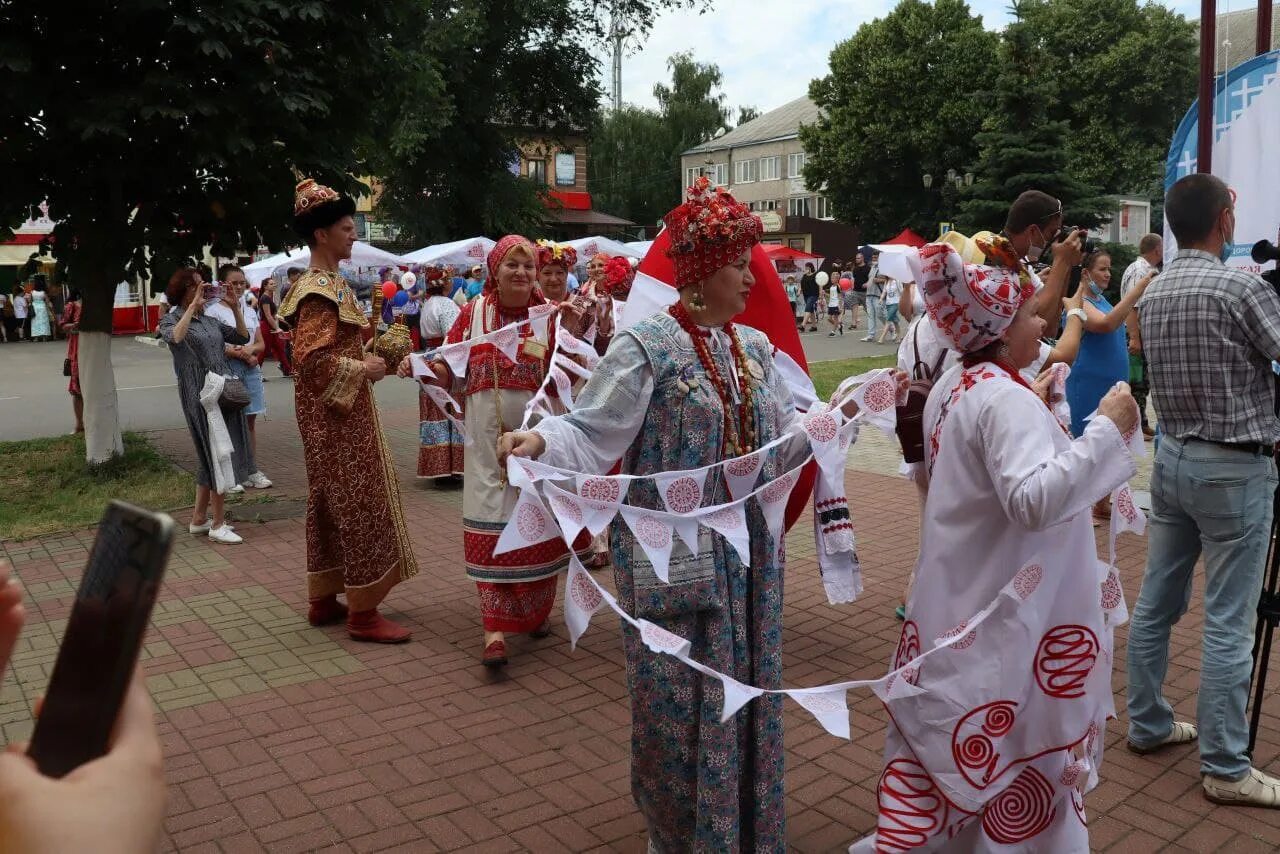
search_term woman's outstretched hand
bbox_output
[497,431,546,466]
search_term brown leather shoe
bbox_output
[529,621,552,639]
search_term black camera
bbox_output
[1055,226,1099,257]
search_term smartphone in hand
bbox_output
[27,501,173,778]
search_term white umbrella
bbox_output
[245,242,411,280]
[402,237,495,267]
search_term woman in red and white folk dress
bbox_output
[854,242,1141,852]
[403,236,586,666]
[415,265,464,480]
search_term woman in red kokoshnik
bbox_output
[411,236,587,666]
[852,240,1141,852]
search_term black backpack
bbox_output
[895,324,949,464]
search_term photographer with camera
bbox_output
[1126,173,1280,808]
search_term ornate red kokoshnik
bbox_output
[668,299,758,458]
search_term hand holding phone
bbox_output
[27,501,172,778]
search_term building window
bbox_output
[685,167,701,188]
[527,159,547,184]
[705,162,727,186]
[759,156,780,182]
[734,159,756,184]
[787,196,811,217]
[787,152,806,178]
[554,153,576,187]
[758,199,777,212]
[816,196,834,220]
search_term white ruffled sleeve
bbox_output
[533,332,654,475]
[978,384,1136,531]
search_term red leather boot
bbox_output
[347,609,411,643]
[307,594,348,627]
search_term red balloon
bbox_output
[638,231,816,531]
[839,277,853,292]
[380,281,398,301]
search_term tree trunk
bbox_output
[78,330,124,463]
[75,234,127,465]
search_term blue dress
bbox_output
[1065,284,1128,437]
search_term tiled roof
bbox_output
[683,95,821,155]
[1198,6,1280,71]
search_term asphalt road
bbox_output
[0,322,897,442]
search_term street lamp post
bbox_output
[922,170,974,229]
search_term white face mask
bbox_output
[1025,227,1047,263]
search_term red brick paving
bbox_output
[5,401,1280,851]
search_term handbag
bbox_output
[218,374,250,412]
[62,358,72,377]
[895,324,949,465]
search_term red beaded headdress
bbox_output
[423,265,447,289]
[662,176,763,288]
[535,240,578,271]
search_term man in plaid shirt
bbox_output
[1127,173,1280,808]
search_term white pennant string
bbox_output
[542,480,590,545]
[620,506,676,583]
[564,557,605,649]
[555,327,602,370]
[696,501,751,565]
[419,382,473,446]
[528,303,557,340]
[719,673,766,721]
[493,487,560,555]
[757,471,798,558]
[846,369,900,438]
[722,449,765,500]
[550,365,576,411]
[654,469,708,516]
[637,619,693,658]
[788,687,851,739]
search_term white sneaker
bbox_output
[189,520,212,535]
[245,471,272,489]
[227,484,245,494]
[208,525,243,545]
[1203,767,1280,808]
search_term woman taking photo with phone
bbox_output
[158,268,254,545]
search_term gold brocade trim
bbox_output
[322,357,365,414]
[279,268,369,328]
[367,395,419,584]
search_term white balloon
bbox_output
[816,271,830,286]
[401,272,417,289]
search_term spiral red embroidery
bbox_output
[981,767,1056,844]
[895,621,921,670]
[952,701,1017,789]
[1034,625,1099,699]
[875,759,947,852]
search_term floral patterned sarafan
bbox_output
[663,176,763,288]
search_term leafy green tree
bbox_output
[737,106,761,126]
[957,8,1111,232]
[1016,0,1197,197]
[801,0,999,240]
[588,52,739,228]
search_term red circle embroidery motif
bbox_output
[1115,488,1138,523]
[1060,760,1086,789]
[761,473,796,504]
[1013,564,1043,600]
[876,758,947,853]
[725,454,761,478]
[580,477,621,504]
[895,621,921,670]
[1100,572,1123,610]
[642,622,686,651]
[664,476,701,513]
[702,507,742,530]
[1034,625,1100,699]
[551,494,583,524]
[942,621,977,650]
[981,767,1056,845]
[952,701,1017,788]
[516,503,546,541]
[804,411,838,443]
[799,692,843,713]
[569,570,602,612]
[492,327,517,351]
[863,378,897,413]
[634,515,672,549]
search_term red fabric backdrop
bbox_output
[638,231,817,530]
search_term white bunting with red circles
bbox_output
[638,619,693,658]
[542,480,589,545]
[620,506,676,583]
[563,558,607,649]
[492,487,560,555]
[696,501,751,565]
[722,448,765,500]
[789,687,852,739]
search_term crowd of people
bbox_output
[788,250,906,344]
[33,167,1278,851]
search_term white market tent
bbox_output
[624,240,654,257]
[565,236,645,261]
[241,242,410,282]
[402,237,496,268]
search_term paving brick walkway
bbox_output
[3,400,1279,852]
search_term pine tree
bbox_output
[958,5,1111,233]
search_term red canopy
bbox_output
[638,231,817,530]
[883,228,928,247]
[761,245,821,261]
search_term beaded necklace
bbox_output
[668,300,758,457]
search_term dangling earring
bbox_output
[997,341,1011,360]
[689,288,706,312]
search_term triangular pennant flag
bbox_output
[722,449,765,501]
[670,515,702,558]
[1099,559,1129,628]
[802,405,848,494]
[849,369,900,437]
[1107,482,1147,568]
[719,673,765,722]
[491,323,521,363]
[528,303,556,340]
[621,507,675,583]
[438,340,471,379]
[697,502,751,564]
[420,383,472,446]
[757,471,798,555]
[637,619,693,658]
[542,480,587,545]
[788,688,851,739]
[653,469,708,515]
[564,556,604,649]
[550,365,576,410]
[575,476,628,537]
[493,488,560,555]
[556,326,601,370]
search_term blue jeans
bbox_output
[865,296,881,338]
[1126,436,1277,779]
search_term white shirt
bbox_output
[827,287,840,309]
[1121,256,1156,300]
[205,295,259,340]
[12,295,26,319]
[882,280,903,305]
